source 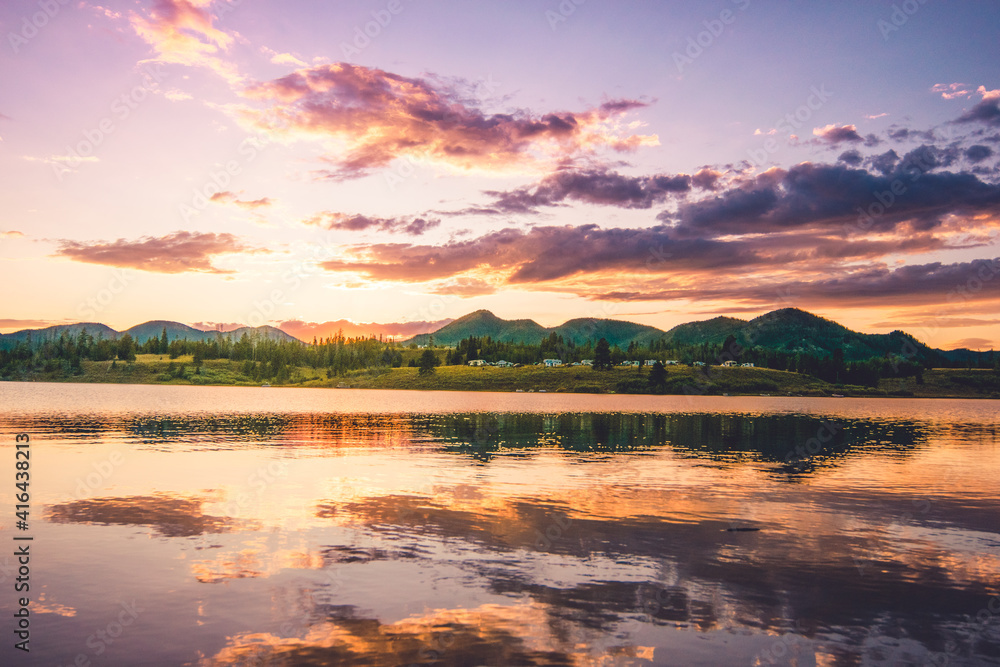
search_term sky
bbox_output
[1,0,998,349]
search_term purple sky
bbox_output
[1,0,998,348]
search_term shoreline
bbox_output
[2,359,998,400]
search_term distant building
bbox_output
[543,359,562,367]
[468,359,486,366]
[741,362,755,367]
[581,359,593,366]
[693,361,706,366]
[664,360,679,365]
[722,360,738,367]
[494,360,513,367]
[644,359,657,366]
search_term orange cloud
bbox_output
[55,230,262,274]
[129,0,240,83]
[210,191,272,209]
[241,63,658,179]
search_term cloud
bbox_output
[870,317,1000,329]
[54,230,261,274]
[965,144,995,163]
[947,337,995,350]
[1,230,25,238]
[953,99,1000,127]
[209,191,273,209]
[241,63,658,179]
[813,124,863,145]
[163,89,193,101]
[669,153,1000,238]
[865,113,889,120]
[129,0,240,83]
[837,150,863,166]
[0,318,61,330]
[470,167,692,215]
[304,212,440,235]
[931,82,974,99]
[596,258,1000,308]
[268,51,307,68]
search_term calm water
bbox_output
[0,383,998,666]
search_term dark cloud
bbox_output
[55,231,260,274]
[476,168,691,214]
[242,63,656,179]
[953,98,1000,127]
[319,221,951,288]
[671,153,1000,238]
[838,150,863,166]
[868,149,900,174]
[691,168,723,190]
[814,124,863,145]
[305,212,440,235]
[887,126,935,143]
[596,258,1000,308]
[965,144,995,163]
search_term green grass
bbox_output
[16,356,1000,398]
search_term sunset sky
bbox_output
[1,0,998,349]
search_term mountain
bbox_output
[124,320,217,344]
[664,308,939,362]
[225,325,302,344]
[553,318,665,348]
[409,310,548,346]
[662,316,747,346]
[0,322,119,349]
[407,307,948,364]
[0,320,307,349]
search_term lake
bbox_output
[0,382,998,666]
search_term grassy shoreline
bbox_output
[5,354,999,399]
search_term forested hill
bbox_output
[0,321,302,349]
[408,310,666,349]
[0,308,988,365]
[409,307,954,363]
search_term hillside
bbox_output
[662,316,747,346]
[0,322,119,349]
[553,318,665,348]
[0,320,306,349]
[124,320,217,344]
[408,310,548,346]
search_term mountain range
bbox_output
[0,320,299,348]
[0,310,991,362]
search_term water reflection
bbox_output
[4,410,945,473]
[45,493,251,537]
[1,385,997,666]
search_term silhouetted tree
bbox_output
[418,349,439,376]
[594,338,612,370]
